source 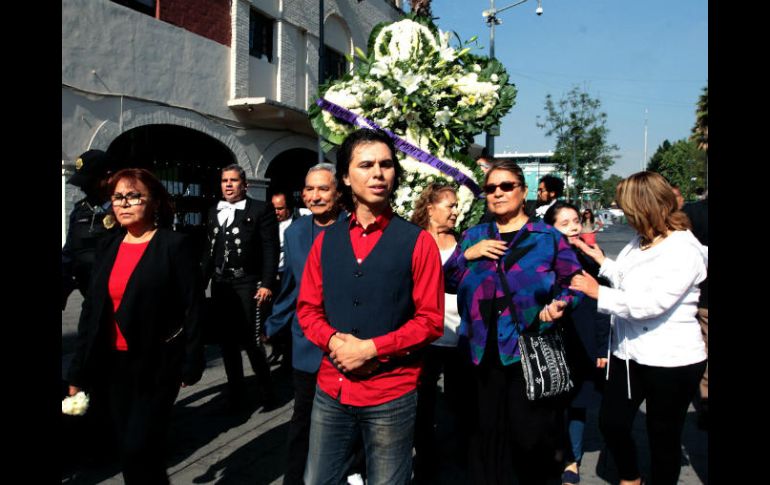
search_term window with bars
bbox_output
[323,48,348,83]
[249,9,274,62]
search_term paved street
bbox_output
[61,222,707,484]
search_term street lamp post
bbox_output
[483,0,542,157]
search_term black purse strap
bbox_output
[487,222,527,336]
[488,221,562,336]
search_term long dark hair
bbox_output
[108,168,174,228]
[543,200,581,226]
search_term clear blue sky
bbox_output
[419,0,708,178]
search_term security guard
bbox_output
[202,163,280,412]
[62,149,119,310]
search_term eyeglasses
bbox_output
[482,181,523,194]
[537,188,547,193]
[111,192,146,206]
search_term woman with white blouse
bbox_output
[570,171,707,485]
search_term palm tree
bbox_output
[690,85,708,190]
[691,86,708,151]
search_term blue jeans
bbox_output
[304,387,417,485]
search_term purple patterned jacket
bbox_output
[444,219,584,366]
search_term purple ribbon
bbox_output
[316,98,482,197]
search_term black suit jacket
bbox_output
[201,197,280,289]
[67,228,206,389]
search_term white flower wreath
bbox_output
[309,15,518,230]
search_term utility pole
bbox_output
[317,0,325,163]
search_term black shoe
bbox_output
[258,385,278,411]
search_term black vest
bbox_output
[321,216,420,340]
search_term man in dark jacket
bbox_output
[202,163,280,411]
[62,149,119,310]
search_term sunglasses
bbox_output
[483,181,523,195]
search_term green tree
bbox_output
[648,139,705,200]
[599,174,623,207]
[646,139,672,172]
[537,86,618,201]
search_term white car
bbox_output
[597,209,623,225]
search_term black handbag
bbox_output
[492,224,573,401]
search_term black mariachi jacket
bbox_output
[201,197,280,289]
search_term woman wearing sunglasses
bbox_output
[66,168,206,484]
[444,159,584,485]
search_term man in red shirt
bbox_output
[297,129,444,484]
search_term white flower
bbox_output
[370,60,389,77]
[401,72,424,95]
[491,73,499,82]
[473,64,481,72]
[62,391,90,416]
[434,106,453,127]
[377,89,395,106]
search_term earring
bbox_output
[154,211,159,227]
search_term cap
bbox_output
[67,150,116,188]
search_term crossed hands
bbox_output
[329,333,379,376]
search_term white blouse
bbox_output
[598,230,707,368]
[433,245,462,347]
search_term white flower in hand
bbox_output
[62,391,90,416]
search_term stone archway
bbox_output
[108,124,236,251]
[265,148,320,211]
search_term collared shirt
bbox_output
[297,207,444,406]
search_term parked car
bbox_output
[597,208,624,225]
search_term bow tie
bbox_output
[217,199,246,227]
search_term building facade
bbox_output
[62,0,403,245]
[494,151,558,201]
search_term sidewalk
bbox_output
[61,223,708,484]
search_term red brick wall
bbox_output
[159,0,231,46]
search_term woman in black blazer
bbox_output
[67,168,205,485]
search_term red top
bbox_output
[108,240,151,351]
[297,208,444,406]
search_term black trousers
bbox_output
[284,369,318,485]
[413,345,475,483]
[599,356,706,484]
[469,358,565,485]
[211,276,272,399]
[106,351,181,485]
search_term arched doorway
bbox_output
[107,124,236,251]
[265,148,320,213]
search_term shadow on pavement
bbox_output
[61,352,295,484]
[189,421,290,484]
